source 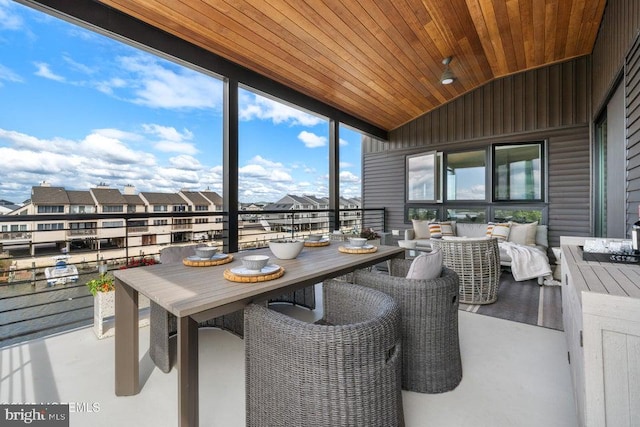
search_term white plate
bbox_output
[186,253,228,261]
[343,244,374,250]
[230,264,281,276]
[305,238,329,243]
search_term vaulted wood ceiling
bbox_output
[97,0,606,131]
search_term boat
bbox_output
[45,255,79,286]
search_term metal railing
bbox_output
[0,208,385,347]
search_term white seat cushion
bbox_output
[406,249,442,280]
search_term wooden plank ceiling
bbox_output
[97,0,606,131]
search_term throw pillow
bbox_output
[490,222,511,242]
[428,221,455,239]
[440,221,455,237]
[411,219,431,239]
[406,249,442,280]
[428,223,442,239]
[508,221,538,246]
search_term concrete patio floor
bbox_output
[0,289,577,427]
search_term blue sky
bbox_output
[0,0,362,205]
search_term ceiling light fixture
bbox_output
[440,57,455,85]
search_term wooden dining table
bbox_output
[113,242,405,427]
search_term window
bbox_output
[407,152,441,202]
[70,205,95,214]
[494,143,543,201]
[493,208,543,224]
[446,150,486,200]
[153,219,168,226]
[37,223,64,231]
[37,206,64,213]
[407,207,438,221]
[446,208,487,223]
[103,221,123,228]
[195,205,208,211]
[154,205,168,212]
[103,205,124,213]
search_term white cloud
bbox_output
[33,62,65,82]
[142,124,197,155]
[117,55,222,110]
[298,131,326,148]
[0,0,23,31]
[339,138,349,146]
[339,161,353,168]
[0,64,23,85]
[0,127,224,202]
[94,77,127,95]
[169,155,202,171]
[93,128,142,142]
[248,155,284,169]
[143,124,193,142]
[339,170,360,183]
[239,92,324,126]
[63,54,96,75]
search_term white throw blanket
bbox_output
[499,242,553,282]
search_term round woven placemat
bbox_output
[223,266,285,283]
[338,245,378,254]
[182,254,234,267]
[304,240,330,247]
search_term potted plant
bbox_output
[86,273,114,296]
[86,273,116,339]
[359,227,380,241]
[86,272,151,339]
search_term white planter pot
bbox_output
[93,291,150,339]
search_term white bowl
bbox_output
[268,239,304,259]
[307,234,323,242]
[348,237,368,247]
[242,255,270,272]
[195,246,218,259]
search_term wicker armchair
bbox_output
[245,281,404,427]
[430,238,500,305]
[333,262,462,393]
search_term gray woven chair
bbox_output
[332,262,462,393]
[245,280,404,427]
[150,244,316,373]
[149,244,243,373]
[430,238,500,305]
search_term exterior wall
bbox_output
[592,0,640,116]
[363,57,591,249]
[591,0,640,234]
[625,36,640,232]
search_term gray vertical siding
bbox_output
[372,57,590,152]
[592,0,640,116]
[626,35,640,231]
[363,57,592,248]
[363,127,590,249]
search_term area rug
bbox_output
[459,271,563,331]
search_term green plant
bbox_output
[359,227,380,240]
[86,273,115,296]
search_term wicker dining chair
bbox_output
[244,280,404,427]
[329,262,462,393]
[149,244,243,373]
[149,244,317,373]
[430,238,500,305]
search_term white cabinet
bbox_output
[561,242,640,427]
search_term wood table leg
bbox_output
[114,279,139,396]
[178,315,199,427]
